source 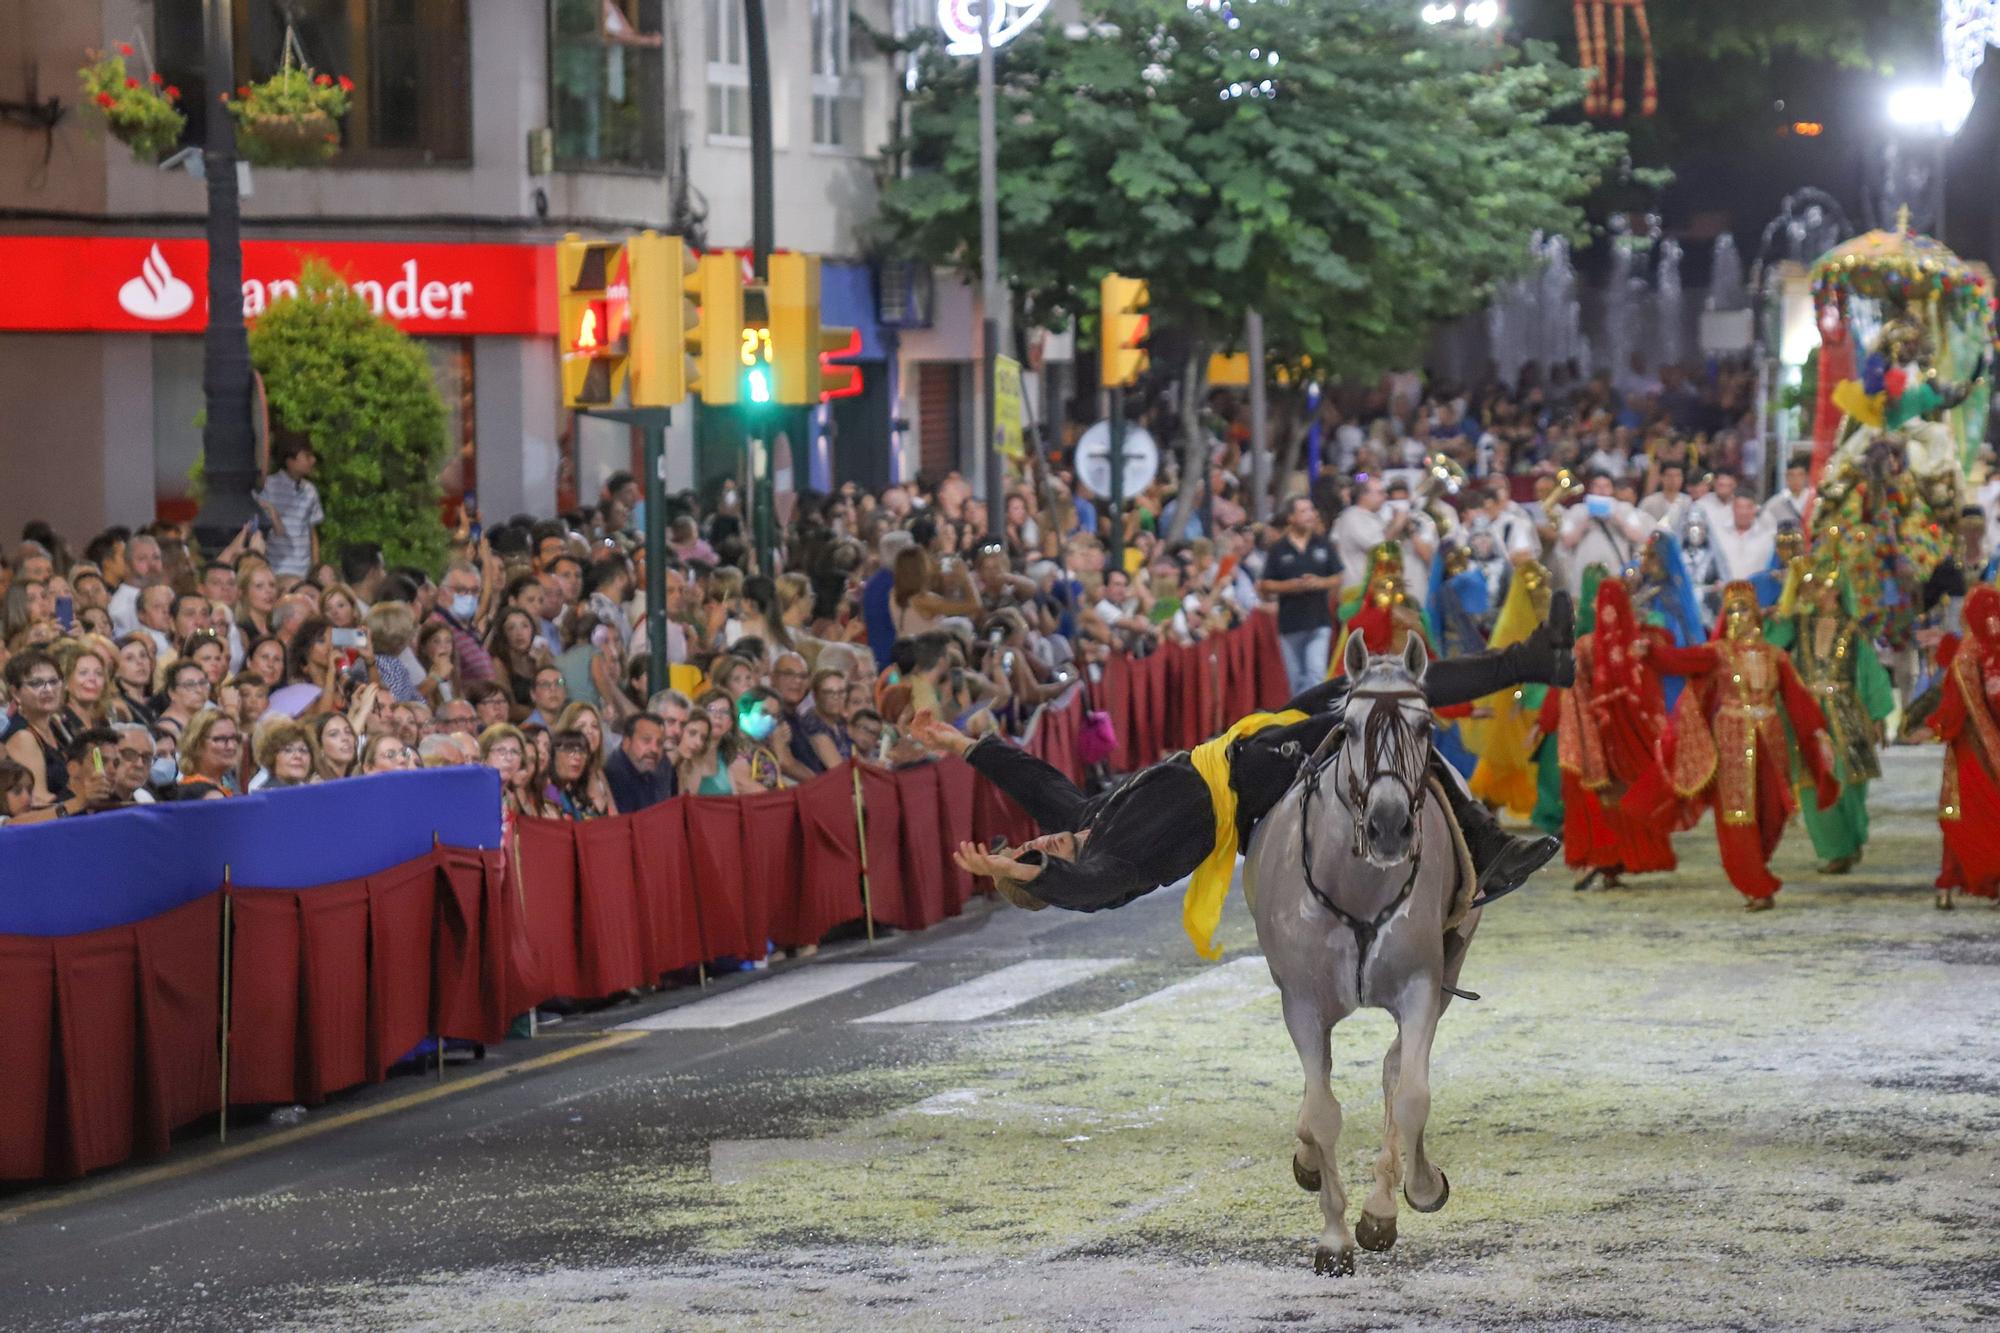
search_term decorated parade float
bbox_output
[1805,215,1994,646]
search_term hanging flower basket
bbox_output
[78,45,185,161]
[228,67,352,167]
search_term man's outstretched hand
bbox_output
[910,711,976,757]
[953,840,1044,884]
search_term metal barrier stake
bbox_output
[434,832,444,1081]
[218,867,232,1145]
[852,763,876,945]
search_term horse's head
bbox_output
[1328,631,1432,868]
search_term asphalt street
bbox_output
[4,746,1997,1332]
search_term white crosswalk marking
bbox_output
[853,958,1126,1024]
[1103,956,1275,1017]
[616,963,913,1031]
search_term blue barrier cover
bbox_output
[0,768,503,937]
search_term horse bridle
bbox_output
[1295,681,1431,1003]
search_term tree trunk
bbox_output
[1163,342,1209,543]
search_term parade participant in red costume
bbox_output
[1646,582,1840,911]
[1554,570,1680,890]
[1929,584,2000,907]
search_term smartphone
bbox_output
[331,627,365,649]
[465,489,481,544]
[54,595,74,630]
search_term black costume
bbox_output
[966,614,1572,913]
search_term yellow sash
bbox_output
[1183,709,1309,959]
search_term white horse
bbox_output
[1245,632,1480,1276]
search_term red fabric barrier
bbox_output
[1250,612,1290,708]
[0,893,222,1181]
[572,818,650,996]
[367,861,438,1085]
[935,758,978,913]
[792,766,868,944]
[513,819,583,1000]
[887,764,949,930]
[684,797,757,960]
[741,788,803,950]
[631,799,705,976]
[434,847,514,1044]
[0,935,58,1178]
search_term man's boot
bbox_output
[1432,755,1559,906]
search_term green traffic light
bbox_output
[746,365,773,405]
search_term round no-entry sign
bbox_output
[1074,419,1159,499]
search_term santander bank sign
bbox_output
[0,235,558,337]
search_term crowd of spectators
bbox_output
[2,356,1983,831]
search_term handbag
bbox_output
[1076,673,1118,767]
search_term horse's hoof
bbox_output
[1292,1152,1321,1194]
[1313,1243,1357,1277]
[1405,1169,1450,1214]
[1355,1210,1398,1251]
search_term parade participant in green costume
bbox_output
[1764,557,1896,874]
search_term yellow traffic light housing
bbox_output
[557,234,629,408]
[684,252,744,406]
[768,252,855,407]
[1099,273,1150,389]
[626,230,691,408]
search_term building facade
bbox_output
[0,0,989,545]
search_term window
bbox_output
[706,0,750,141]
[550,0,669,171]
[810,0,863,150]
[154,0,472,165]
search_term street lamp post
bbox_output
[978,0,1004,511]
[190,0,259,554]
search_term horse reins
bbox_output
[1296,683,1430,1004]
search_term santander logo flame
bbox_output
[117,244,196,320]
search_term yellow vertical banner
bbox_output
[993,354,1026,461]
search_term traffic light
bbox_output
[1100,273,1150,388]
[626,230,690,408]
[557,234,629,408]
[683,251,744,406]
[740,319,775,408]
[768,252,856,406]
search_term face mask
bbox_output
[450,593,478,620]
[740,710,777,742]
[150,757,179,787]
[1584,495,1614,518]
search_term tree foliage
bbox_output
[248,261,451,571]
[875,0,1626,378]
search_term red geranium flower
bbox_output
[124,77,138,89]
[95,92,115,108]
[337,75,353,92]
[165,85,180,100]
[315,73,332,87]
[118,42,133,56]
[149,72,162,85]
[237,85,251,98]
